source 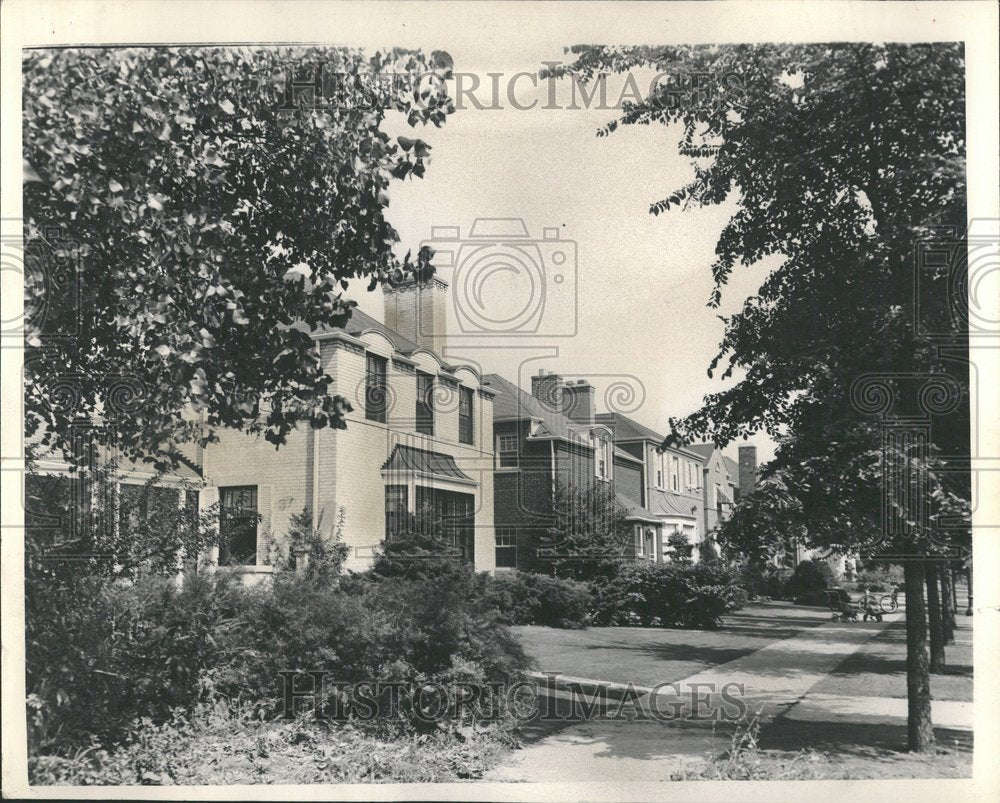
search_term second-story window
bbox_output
[671,455,679,491]
[596,438,611,480]
[416,371,434,435]
[459,386,474,444]
[365,353,387,423]
[498,433,518,467]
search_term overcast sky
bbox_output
[346,38,777,462]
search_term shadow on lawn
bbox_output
[758,716,973,759]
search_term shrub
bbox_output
[26,573,247,754]
[852,566,902,592]
[27,568,531,759]
[738,563,793,600]
[487,572,591,628]
[591,563,748,629]
[664,531,694,564]
[786,559,835,605]
[271,506,350,584]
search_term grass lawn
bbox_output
[514,601,826,688]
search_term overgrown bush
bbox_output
[27,568,530,759]
[591,563,748,629]
[487,572,591,628]
[786,559,836,605]
[738,563,793,600]
[28,702,521,785]
[26,573,247,754]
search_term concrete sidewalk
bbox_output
[488,610,906,782]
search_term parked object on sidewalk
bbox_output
[825,588,860,622]
[858,588,884,622]
[880,585,901,613]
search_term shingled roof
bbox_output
[685,443,717,462]
[482,373,597,442]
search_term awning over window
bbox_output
[616,492,662,524]
[381,444,475,483]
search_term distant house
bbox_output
[484,371,661,570]
[596,412,705,561]
[201,276,499,580]
[686,442,758,557]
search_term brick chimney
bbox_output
[562,379,595,426]
[738,445,757,498]
[383,276,449,356]
[530,369,562,412]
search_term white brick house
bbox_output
[201,276,498,579]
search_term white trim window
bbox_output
[596,437,612,480]
[497,433,519,468]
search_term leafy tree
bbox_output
[23,46,454,467]
[556,43,969,751]
[535,480,633,580]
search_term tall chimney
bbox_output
[530,369,562,412]
[562,379,595,426]
[738,445,757,498]
[383,276,448,356]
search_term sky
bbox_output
[345,39,777,463]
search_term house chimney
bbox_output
[530,369,562,412]
[562,379,595,426]
[383,276,448,356]
[738,445,757,497]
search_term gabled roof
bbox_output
[616,492,661,524]
[482,373,596,444]
[685,443,717,462]
[595,411,665,443]
[381,444,474,483]
[646,488,698,520]
[723,456,739,478]
[597,412,701,460]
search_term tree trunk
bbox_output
[904,560,935,752]
[926,564,946,672]
[939,564,956,644]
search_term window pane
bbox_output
[385,485,408,540]
[416,372,434,435]
[219,485,257,565]
[366,353,387,423]
[498,433,518,467]
[459,387,473,444]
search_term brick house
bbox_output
[485,370,662,571]
[201,276,498,580]
[595,412,706,561]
